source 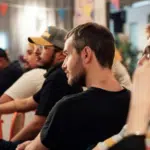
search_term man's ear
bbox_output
[81,46,93,64]
[55,51,66,61]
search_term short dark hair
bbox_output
[0,48,9,61]
[66,22,115,68]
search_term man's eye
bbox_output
[63,52,68,56]
[28,52,32,55]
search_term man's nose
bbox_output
[62,58,67,71]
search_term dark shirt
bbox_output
[33,63,83,117]
[109,135,145,150]
[0,61,23,96]
[41,87,131,150]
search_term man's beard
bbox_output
[69,69,86,87]
[39,62,53,70]
[23,63,32,72]
[39,52,56,70]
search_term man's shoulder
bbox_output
[58,88,130,107]
[118,88,131,99]
[55,90,88,108]
[1,61,22,74]
[9,61,23,72]
[0,61,23,79]
[24,68,46,77]
[46,67,65,81]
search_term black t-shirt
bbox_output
[0,61,23,96]
[41,87,130,150]
[33,63,83,117]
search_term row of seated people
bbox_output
[0,22,135,150]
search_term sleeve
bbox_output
[108,135,145,150]
[5,72,38,99]
[35,73,71,117]
[33,89,42,103]
[40,99,68,149]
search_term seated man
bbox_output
[0,26,82,150]
[0,48,23,96]
[0,43,46,104]
[17,23,131,150]
[0,43,46,138]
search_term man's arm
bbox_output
[0,69,45,104]
[0,96,38,114]
[11,115,46,142]
[0,94,14,104]
[16,96,69,150]
[16,134,48,150]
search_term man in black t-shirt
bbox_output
[16,23,130,150]
[32,62,82,117]
[8,26,82,142]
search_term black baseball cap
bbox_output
[28,26,67,50]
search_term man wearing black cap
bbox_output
[0,48,23,96]
[0,26,82,149]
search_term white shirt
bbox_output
[5,68,46,99]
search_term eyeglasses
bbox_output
[37,45,54,50]
[36,45,62,52]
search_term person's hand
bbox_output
[16,141,32,150]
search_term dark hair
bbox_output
[143,45,150,55]
[66,22,115,69]
[53,45,63,52]
[0,48,9,61]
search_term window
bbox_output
[129,23,138,49]
[0,32,8,49]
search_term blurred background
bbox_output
[0,0,150,74]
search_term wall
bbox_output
[125,4,150,50]
[74,0,107,27]
[0,0,73,60]
[94,0,107,26]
